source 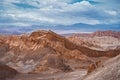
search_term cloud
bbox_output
[105,10,117,16]
[0,0,120,27]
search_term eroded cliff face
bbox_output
[0,30,119,74]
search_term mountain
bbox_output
[92,30,120,38]
[0,30,90,73]
[72,30,120,38]
[0,30,120,80]
[0,23,120,35]
[69,30,120,50]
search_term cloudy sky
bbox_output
[0,0,120,34]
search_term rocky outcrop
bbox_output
[87,60,102,74]
[83,54,120,80]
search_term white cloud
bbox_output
[0,22,31,26]
[0,0,120,26]
[105,10,117,16]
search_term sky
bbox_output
[0,0,120,34]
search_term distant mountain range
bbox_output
[69,30,120,50]
[71,30,120,38]
[0,23,120,34]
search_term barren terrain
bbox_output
[0,30,120,80]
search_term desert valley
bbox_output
[0,30,120,80]
[0,0,120,80]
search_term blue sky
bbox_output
[0,0,120,34]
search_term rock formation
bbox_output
[69,30,120,50]
[0,30,119,74]
[83,54,120,80]
[87,60,102,74]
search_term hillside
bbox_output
[69,30,120,50]
[72,30,120,38]
[0,30,120,80]
[83,54,120,80]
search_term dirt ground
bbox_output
[11,70,87,80]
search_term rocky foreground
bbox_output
[83,54,120,80]
[0,30,120,80]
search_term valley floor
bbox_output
[12,70,87,80]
